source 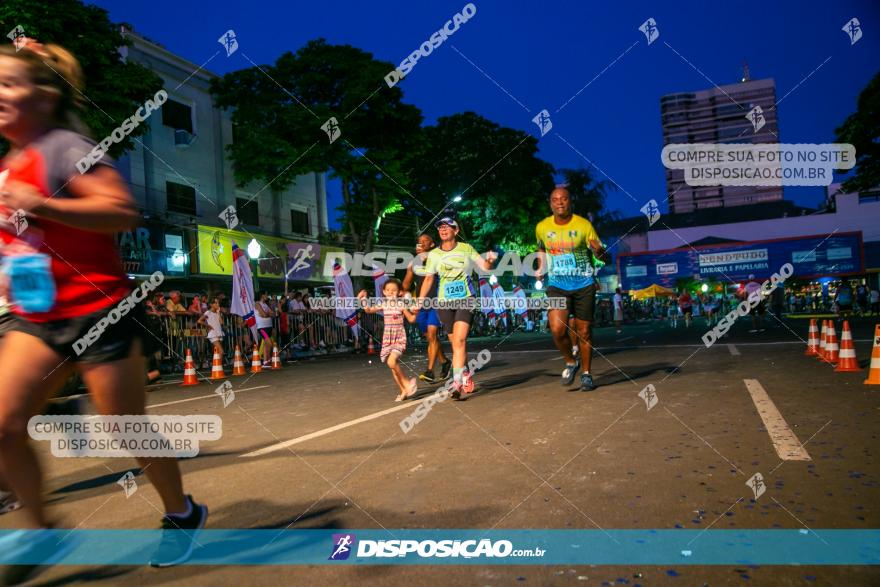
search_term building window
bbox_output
[290,208,310,235]
[162,99,193,133]
[236,197,259,226]
[166,181,196,215]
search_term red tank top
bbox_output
[0,129,129,322]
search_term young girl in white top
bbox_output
[198,298,224,359]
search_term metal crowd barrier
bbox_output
[147,311,377,371]
[145,305,532,373]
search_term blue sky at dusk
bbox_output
[92,0,879,229]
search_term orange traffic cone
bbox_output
[271,346,282,369]
[835,321,861,373]
[251,345,262,373]
[865,325,880,385]
[210,350,226,380]
[817,320,828,360]
[824,321,839,365]
[805,319,820,356]
[367,338,376,355]
[232,345,246,375]
[181,349,199,386]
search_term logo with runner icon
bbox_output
[329,533,356,560]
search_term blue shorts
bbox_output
[416,308,441,333]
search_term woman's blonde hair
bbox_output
[0,41,89,134]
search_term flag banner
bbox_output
[492,283,508,318]
[513,286,528,316]
[479,278,495,318]
[333,262,359,337]
[231,241,257,340]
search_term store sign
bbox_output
[618,232,864,290]
[286,243,321,280]
[116,224,175,275]
[195,225,338,282]
[656,262,678,275]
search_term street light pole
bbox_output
[247,238,262,295]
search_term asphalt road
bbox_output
[3,314,879,586]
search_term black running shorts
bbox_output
[437,308,475,333]
[6,295,148,363]
[546,284,597,321]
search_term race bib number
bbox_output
[551,253,577,275]
[443,280,467,299]
[2,253,56,313]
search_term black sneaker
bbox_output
[149,495,208,568]
[418,370,436,383]
[580,373,596,391]
[439,360,452,380]
[561,358,580,386]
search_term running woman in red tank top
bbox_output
[0,39,206,579]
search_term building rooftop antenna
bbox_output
[741,60,750,83]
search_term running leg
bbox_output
[549,309,575,363]
[426,325,448,373]
[0,332,75,528]
[79,340,186,515]
[574,318,594,374]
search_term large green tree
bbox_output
[835,71,880,193]
[0,0,164,156]
[407,112,555,253]
[211,39,423,250]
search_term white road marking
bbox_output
[82,385,272,418]
[147,385,271,408]
[743,379,810,461]
[242,400,422,457]
[728,344,740,356]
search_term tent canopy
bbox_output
[630,284,676,300]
